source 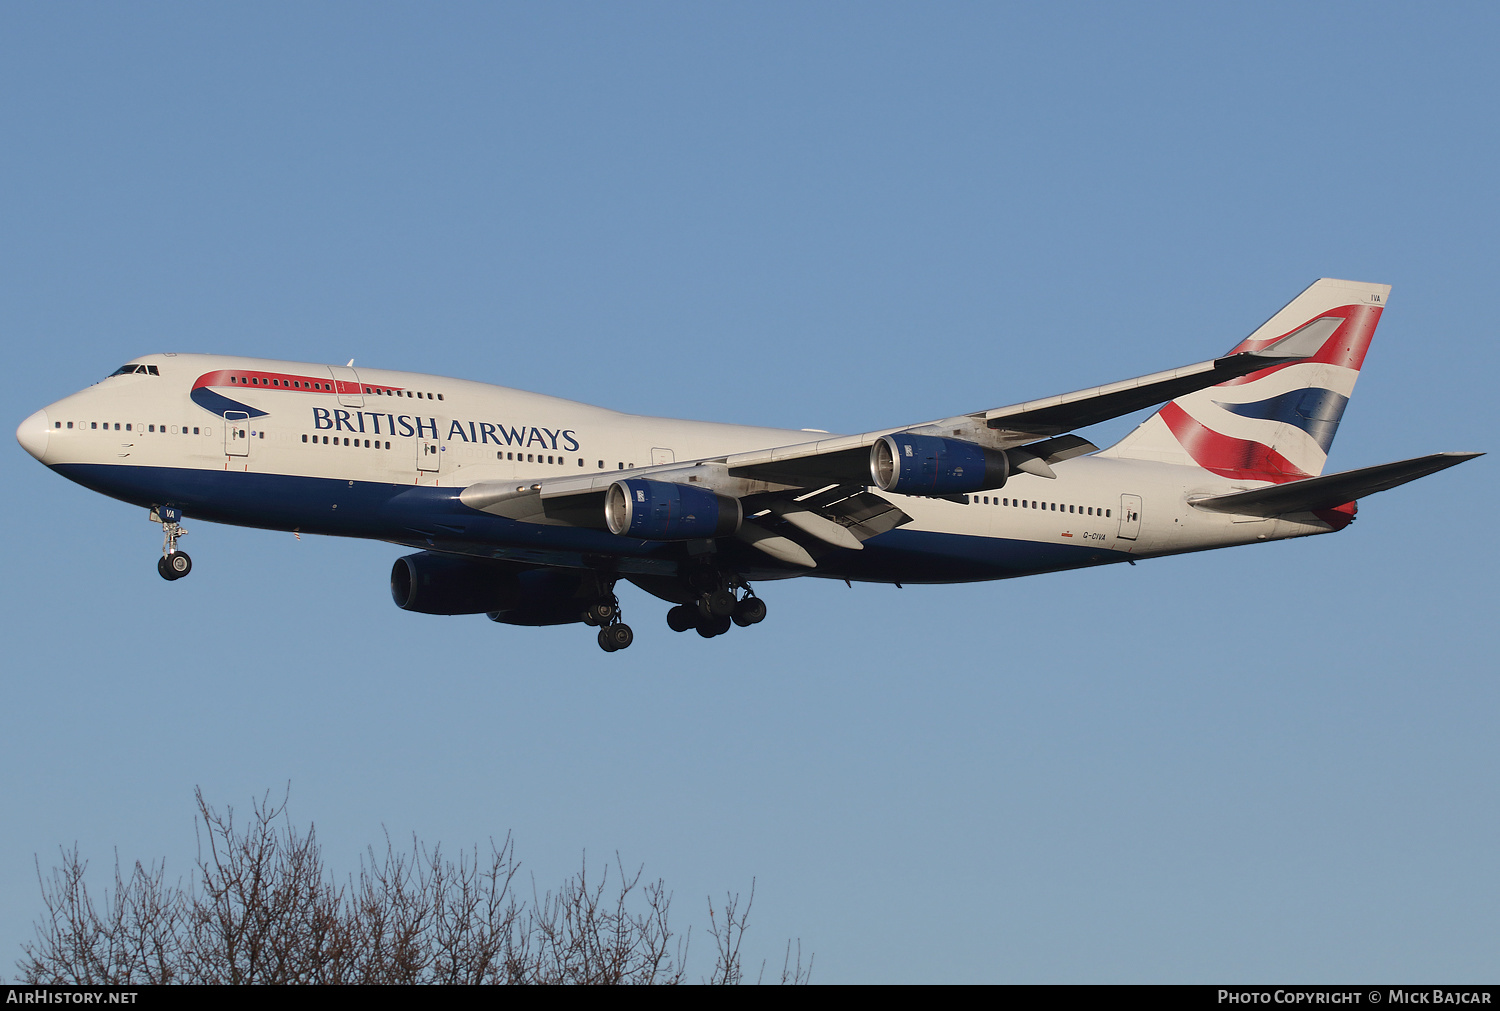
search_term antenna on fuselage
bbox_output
[346,359,355,367]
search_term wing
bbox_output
[457,327,1329,568]
[718,315,1334,486]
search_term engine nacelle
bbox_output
[605,479,742,540]
[391,552,584,616]
[870,434,1010,496]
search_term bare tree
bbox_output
[17,789,810,985]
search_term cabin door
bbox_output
[1118,494,1142,540]
[417,438,441,473]
[328,366,364,408]
[225,412,250,457]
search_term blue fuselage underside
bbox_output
[55,463,1128,584]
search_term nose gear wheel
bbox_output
[153,507,192,581]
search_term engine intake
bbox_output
[605,479,742,540]
[870,434,1010,496]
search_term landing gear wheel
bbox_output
[160,551,191,580]
[598,623,633,652]
[666,604,697,633]
[582,598,617,627]
[699,589,736,619]
[732,595,766,627]
[696,615,732,638]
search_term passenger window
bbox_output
[437,394,444,401]
[1106,509,1111,517]
[302,434,308,443]
[385,441,391,449]
[67,422,73,429]
[125,424,131,431]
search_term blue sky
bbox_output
[2,2,1496,982]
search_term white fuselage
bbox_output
[19,353,1340,586]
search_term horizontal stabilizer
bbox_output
[1190,452,1482,516]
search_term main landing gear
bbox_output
[664,571,767,639]
[582,588,634,653]
[152,506,192,582]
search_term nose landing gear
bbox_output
[152,506,192,581]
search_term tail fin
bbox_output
[1098,278,1390,482]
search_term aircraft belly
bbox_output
[821,527,1130,583]
[51,462,1132,584]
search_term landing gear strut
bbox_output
[153,506,192,581]
[665,571,767,639]
[584,587,633,653]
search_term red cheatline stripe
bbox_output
[191,370,405,395]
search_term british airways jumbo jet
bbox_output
[14,279,1480,652]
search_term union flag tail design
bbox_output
[1099,278,1390,482]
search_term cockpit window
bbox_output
[108,364,158,377]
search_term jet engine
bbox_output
[605,479,742,540]
[391,552,585,616]
[870,434,1010,496]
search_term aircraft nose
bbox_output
[16,409,50,462]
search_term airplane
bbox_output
[14,278,1481,652]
